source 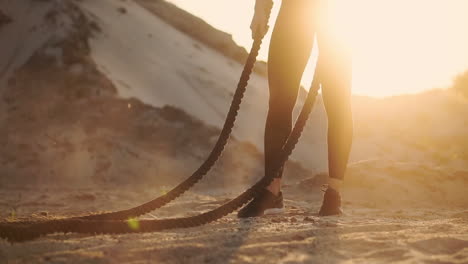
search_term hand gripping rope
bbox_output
[0,1,322,242]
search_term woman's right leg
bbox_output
[265,0,316,193]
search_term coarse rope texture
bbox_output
[65,1,274,223]
[74,34,264,222]
[0,36,264,240]
[0,81,320,242]
[0,0,320,242]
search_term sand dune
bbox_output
[0,0,310,189]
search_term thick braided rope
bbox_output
[68,4,274,222]
[0,3,275,240]
[73,37,262,222]
[0,70,321,242]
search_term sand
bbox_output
[1,186,467,264]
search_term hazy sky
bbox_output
[167,0,468,97]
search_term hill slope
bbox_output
[0,0,311,189]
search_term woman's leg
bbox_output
[317,32,353,184]
[265,0,316,195]
[316,26,353,216]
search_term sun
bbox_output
[311,0,468,97]
[167,0,468,97]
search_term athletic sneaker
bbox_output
[318,187,343,216]
[237,189,284,218]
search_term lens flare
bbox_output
[127,218,140,231]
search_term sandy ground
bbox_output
[1,186,467,264]
[1,160,467,264]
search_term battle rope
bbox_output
[67,2,274,222]
[0,75,320,242]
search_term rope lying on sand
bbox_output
[0,75,320,242]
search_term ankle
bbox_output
[266,178,281,196]
[328,178,343,193]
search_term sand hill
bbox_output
[0,0,310,190]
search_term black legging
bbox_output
[265,0,353,180]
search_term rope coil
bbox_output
[0,80,320,242]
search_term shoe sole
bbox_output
[264,208,285,215]
[318,208,344,217]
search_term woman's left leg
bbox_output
[264,0,316,194]
[238,0,316,218]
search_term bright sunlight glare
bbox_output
[166,0,468,97]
